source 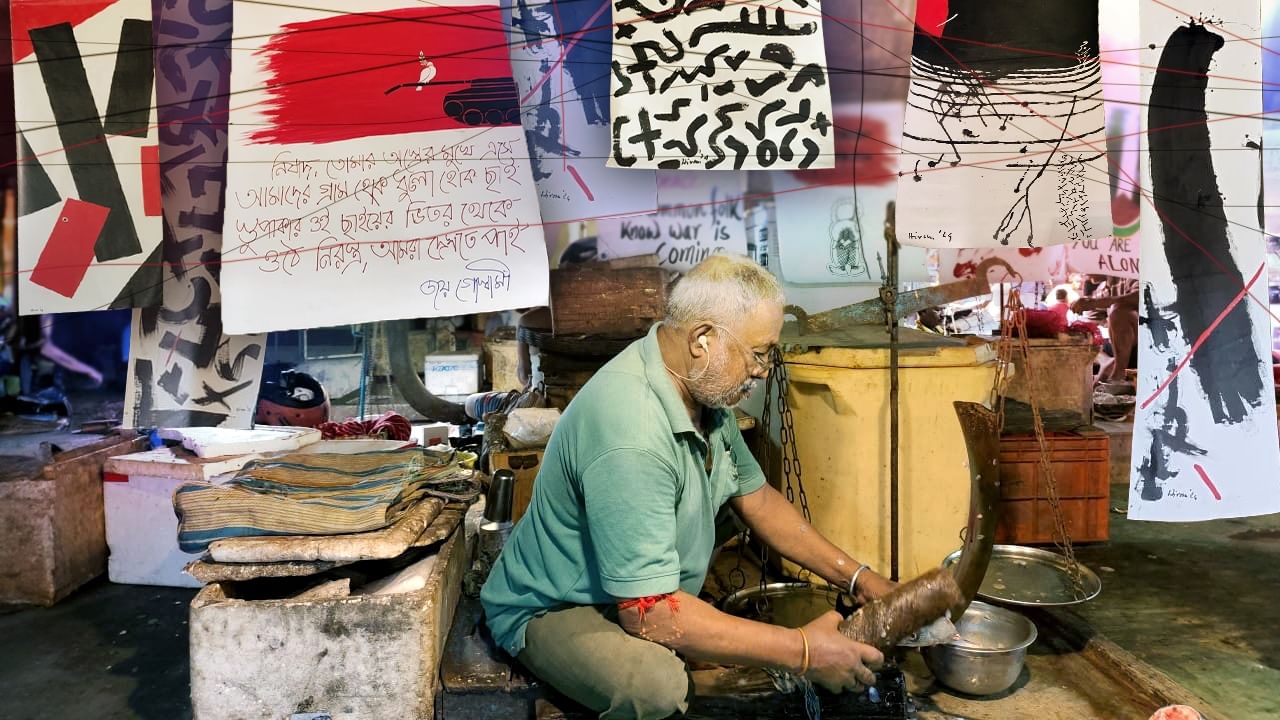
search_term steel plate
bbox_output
[942,545,1101,606]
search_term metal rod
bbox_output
[886,206,901,583]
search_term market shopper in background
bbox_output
[481,254,895,719]
[1072,275,1139,387]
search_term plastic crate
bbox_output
[996,428,1110,544]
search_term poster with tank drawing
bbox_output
[773,102,928,284]
[606,0,835,170]
[12,0,163,314]
[220,0,549,334]
[1131,3,1280,521]
[895,0,1112,249]
[501,0,656,224]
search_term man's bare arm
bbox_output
[615,590,880,693]
[729,484,894,603]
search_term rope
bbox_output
[992,287,1085,597]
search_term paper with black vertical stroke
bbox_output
[1131,3,1280,522]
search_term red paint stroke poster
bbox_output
[12,0,163,313]
[1133,1,1280,521]
[221,0,548,334]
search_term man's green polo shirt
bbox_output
[480,323,767,656]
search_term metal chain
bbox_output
[773,346,811,524]
[994,288,1085,597]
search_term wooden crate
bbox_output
[0,433,148,605]
[1003,337,1098,424]
[490,448,544,523]
[189,527,466,720]
[549,264,668,338]
[996,428,1110,544]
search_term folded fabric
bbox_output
[174,448,467,553]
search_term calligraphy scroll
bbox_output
[502,0,657,223]
[1131,3,1280,521]
[122,0,265,429]
[13,0,163,313]
[606,0,835,170]
[595,172,746,272]
[220,0,549,334]
[896,0,1113,249]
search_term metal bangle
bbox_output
[848,564,871,597]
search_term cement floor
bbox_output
[0,491,1277,719]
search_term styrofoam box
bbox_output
[102,448,254,588]
[424,353,481,398]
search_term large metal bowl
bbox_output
[922,601,1037,696]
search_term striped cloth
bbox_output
[174,448,469,553]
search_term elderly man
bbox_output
[481,254,893,719]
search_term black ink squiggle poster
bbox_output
[607,0,836,171]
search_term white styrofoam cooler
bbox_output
[102,449,253,588]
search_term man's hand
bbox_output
[802,611,884,694]
[1070,297,1096,314]
[853,571,895,606]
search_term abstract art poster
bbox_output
[595,172,747,272]
[123,0,265,429]
[220,0,549,334]
[502,0,656,224]
[12,0,163,314]
[773,102,928,285]
[895,0,1113,249]
[1132,3,1280,521]
[607,0,835,170]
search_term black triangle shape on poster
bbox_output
[109,242,164,309]
[17,132,60,216]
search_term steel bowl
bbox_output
[922,601,1037,696]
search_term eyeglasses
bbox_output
[712,324,776,372]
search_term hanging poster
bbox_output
[1065,236,1139,279]
[220,0,549,334]
[936,245,1067,284]
[1131,5,1280,521]
[502,0,657,223]
[123,0,265,429]
[774,102,929,284]
[12,0,163,314]
[606,0,835,170]
[895,0,1113,249]
[595,172,746,272]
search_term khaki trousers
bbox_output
[519,604,692,720]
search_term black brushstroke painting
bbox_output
[1147,23,1266,425]
[901,0,1105,247]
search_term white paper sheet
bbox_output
[774,102,928,284]
[220,0,549,334]
[13,0,163,314]
[1131,3,1280,521]
[1065,236,1139,279]
[501,0,657,224]
[607,0,835,170]
[595,172,747,272]
[895,2,1113,249]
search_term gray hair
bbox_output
[665,254,784,329]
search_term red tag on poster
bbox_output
[29,197,109,298]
